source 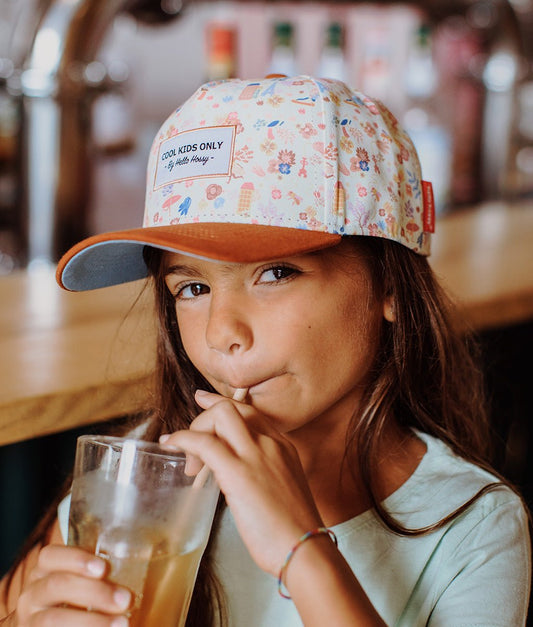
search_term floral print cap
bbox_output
[57,75,434,291]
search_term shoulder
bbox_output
[413,432,530,565]
[387,430,529,532]
[425,481,531,625]
[446,483,530,556]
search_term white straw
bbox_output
[232,387,248,402]
[114,439,137,522]
[117,439,136,485]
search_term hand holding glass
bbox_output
[68,435,219,627]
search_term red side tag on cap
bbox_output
[422,181,435,233]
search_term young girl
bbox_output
[1,75,530,626]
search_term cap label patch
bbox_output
[154,126,236,189]
[422,180,435,233]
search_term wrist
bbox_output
[279,527,338,599]
[281,534,387,626]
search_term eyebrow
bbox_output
[165,264,202,278]
[164,261,240,279]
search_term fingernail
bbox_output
[195,389,210,398]
[159,434,170,444]
[111,617,129,627]
[113,588,132,610]
[86,558,105,577]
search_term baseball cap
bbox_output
[56,75,435,291]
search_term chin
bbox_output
[250,400,311,434]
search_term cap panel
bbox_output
[334,92,429,252]
[143,76,430,254]
[144,78,334,235]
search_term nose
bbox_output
[205,292,253,355]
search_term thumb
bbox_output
[195,388,248,409]
[195,389,227,409]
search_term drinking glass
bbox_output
[68,435,220,627]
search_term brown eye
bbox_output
[177,282,210,299]
[259,265,299,283]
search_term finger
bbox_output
[183,452,205,477]
[194,389,237,410]
[194,391,279,438]
[19,573,131,619]
[161,429,242,487]
[176,399,261,459]
[195,388,248,408]
[30,545,108,583]
[29,606,129,627]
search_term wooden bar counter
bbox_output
[430,200,533,331]
[0,274,157,446]
[1,200,532,446]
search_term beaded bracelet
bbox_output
[278,527,338,599]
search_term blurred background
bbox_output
[0,0,532,601]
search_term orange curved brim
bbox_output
[56,223,342,291]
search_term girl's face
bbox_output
[163,239,387,434]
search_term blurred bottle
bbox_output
[127,0,186,24]
[0,59,20,273]
[355,14,393,103]
[316,21,347,82]
[403,23,452,214]
[433,17,485,206]
[205,21,237,81]
[509,79,533,198]
[268,21,298,76]
[0,84,19,209]
[476,0,521,200]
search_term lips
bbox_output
[242,372,289,395]
[218,371,287,396]
[228,378,266,394]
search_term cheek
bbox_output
[327,298,383,374]
[175,309,205,366]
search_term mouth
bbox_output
[226,380,264,397]
[222,372,286,398]
[241,373,287,395]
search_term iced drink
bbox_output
[68,437,219,627]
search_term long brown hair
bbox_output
[345,236,505,534]
[4,235,513,624]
